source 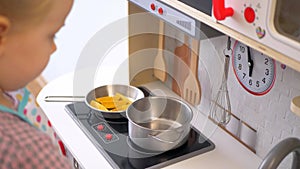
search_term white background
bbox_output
[42,0,128,81]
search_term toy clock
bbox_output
[232,41,276,96]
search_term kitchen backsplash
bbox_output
[198,35,300,168]
[163,21,300,167]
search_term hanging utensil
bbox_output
[172,34,191,96]
[154,20,167,82]
[210,53,231,125]
[182,36,201,105]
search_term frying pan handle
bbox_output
[148,128,184,144]
[44,96,85,102]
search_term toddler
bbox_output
[0,0,73,168]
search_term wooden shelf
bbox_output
[161,0,300,72]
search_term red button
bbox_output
[97,124,104,131]
[105,134,113,140]
[158,7,164,15]
[150,3,155,11]
[244,7,255,23]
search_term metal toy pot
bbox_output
[126,96,193,152]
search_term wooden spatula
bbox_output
[154,20,167,82]
[172,35,191,96]
[182,36,201,105]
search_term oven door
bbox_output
[268,0,300,50]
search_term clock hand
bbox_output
[247,46,254,77]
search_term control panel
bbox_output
[212,0,300,63]
[213,0,269,40]
[129,0,197,36]
[92,122,119,144]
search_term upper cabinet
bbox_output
[160,0,300,72]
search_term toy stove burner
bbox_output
[65,87,215,169]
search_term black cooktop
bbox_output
[65,87,215,169]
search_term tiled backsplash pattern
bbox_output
[200,35,300,167]
[228,44,300,157]
[163,26,300,166]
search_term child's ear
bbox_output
[0,16,10,36]
[0,16,10,55]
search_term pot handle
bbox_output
[148,129,184,144]
[44,96,85,102]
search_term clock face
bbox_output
[232,41,276,95]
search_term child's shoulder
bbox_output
[0,114,71,169]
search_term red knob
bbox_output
[97,124,104,131]
[244,7,255,23]
[150,3,155,11]
[158,7,164,15]
[105,134,113,140]
[213,0,234,20]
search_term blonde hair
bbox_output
[0,0,52,31]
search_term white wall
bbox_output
[42,0,128,81]
[198,35,300,169]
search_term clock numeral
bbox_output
[262,78,266,84]
[239,46,245,53]
[256,81,260,87]
[264,58,269,65]
[242,73,246,79]
[238,54,241,60]
[238,64,242,70]
[265,69,270,76]
[249,79,253,86]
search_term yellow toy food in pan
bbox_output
[90,100,108,111]
[90,93,132,111]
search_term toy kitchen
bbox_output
[38,0,300,169]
